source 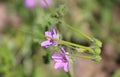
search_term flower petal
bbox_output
[51,27,57,38]
[40,40,52,47]
[65,55,69,61]
[64,63,69,72]
[54,63,64,69]
[24,0,35,8]
[52,54,63,59]
[45,31,52,39]
[60,47,66,54]
[52,54,63,62]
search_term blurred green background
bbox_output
[0,0,120,77]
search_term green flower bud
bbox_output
[91,46,101,55]
[94,48,101,55]
[92,55,102,62]
[92,38,102,47]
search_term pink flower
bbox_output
[52,47,69,72]
[24,0,36,8]
[41,27,59,48]
[24,0,53,8]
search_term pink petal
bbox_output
[65,55,69,61]
[51,27,57,38]
[40,40,52,47]
[52,54,63,59]
[60,47,66,54]
[24,0,35,8]
[52,54,63,62]
[54,63,64,69]
[45,31,52,38]
[64,63,69,72]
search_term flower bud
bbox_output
[92,55,101,62]
[94,48,101,55]
[91,46,101,55]
[92,38,102,47]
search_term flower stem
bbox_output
[59,40,93,52]
[61,21,93,41]
[60,40,88,49]
[45,36,94,53]
[70,54,93,59]
[67,72,71,77]
[20,29,94,53]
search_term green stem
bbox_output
[59,40,90,50]
[67,72,71,77]
[61,21,93,41]
[59,39,94,53]
[70,54,93,59]
[20,29,93,53]
[45,36,90,50]
[46,36,94,53]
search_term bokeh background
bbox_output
[0,0,120,77]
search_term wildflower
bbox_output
[41,27,59,48]
[24,0,52,8]
[24,0,36,8]
[52,47,69,72]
